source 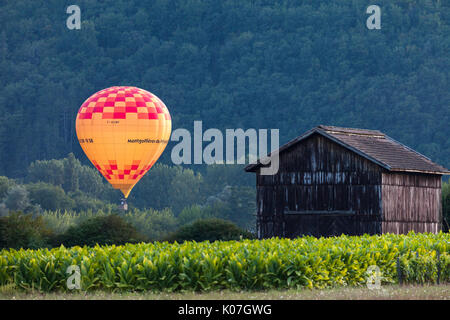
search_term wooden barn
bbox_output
[245,125,450,238]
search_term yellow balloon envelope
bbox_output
[75,86,172,198]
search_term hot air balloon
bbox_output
[75,86,171,204]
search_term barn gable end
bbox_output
[381,172,442,234]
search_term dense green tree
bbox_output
[77,165,106,197]
[166,218,254,243]
[2,185,31,213]
[177,204,218,226]
[68,190,113,212]
[54,214,147,247]
[175,185,256,230]
[169,168,204,214]
[202,164,253,195]
[226,186,257,230]
[442,181,450,231]
[127,164,179,210]
[0,176,14,201]
[0,204,7,217]
[123,208,178,242]
[63,153,79,193]
[27,159,65,186]
[128,164,204,214]
[0,212,53,249]
[26,182,74,211]
[27,155,115,202]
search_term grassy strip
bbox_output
[0,284,448,300]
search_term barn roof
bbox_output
[245,125,450,175]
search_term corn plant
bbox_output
[0,232,448,292]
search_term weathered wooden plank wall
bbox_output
[381,172,441,234]
[256,134,383,238]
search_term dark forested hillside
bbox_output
[0,0,449,177]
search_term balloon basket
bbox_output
[120,198,128,211]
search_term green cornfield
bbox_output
[0,232,448,292]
